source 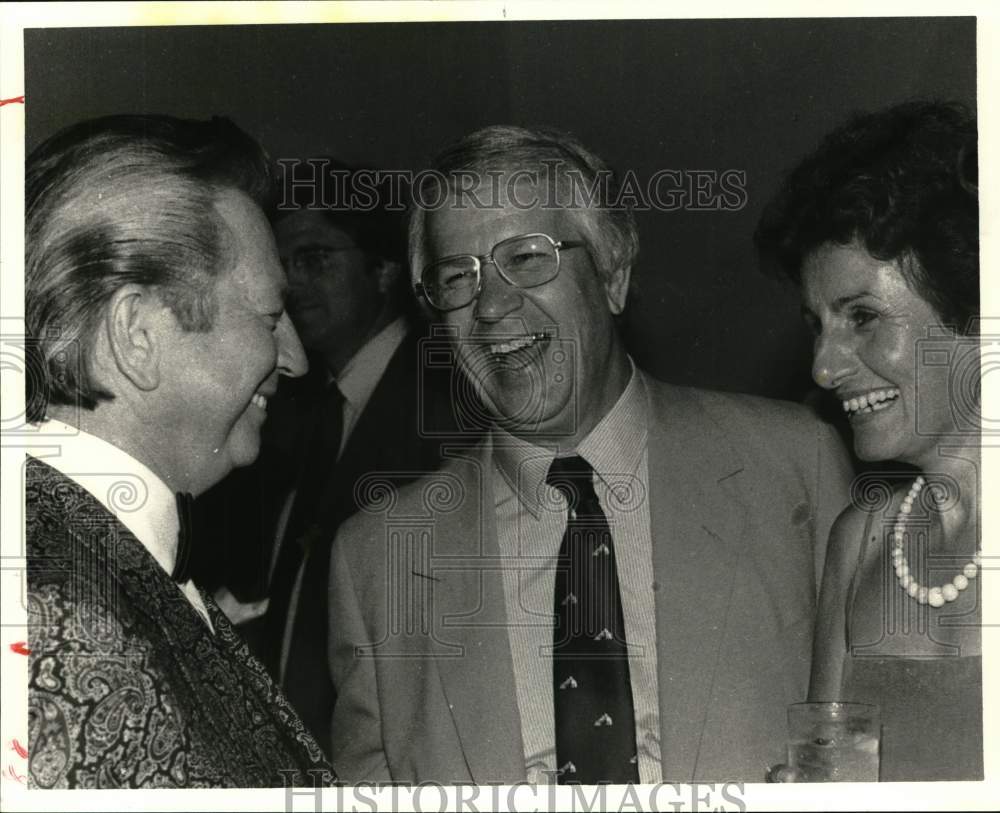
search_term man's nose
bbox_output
[473,261,522,322]
[275,311,308,378]
[811,326,856,390]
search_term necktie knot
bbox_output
[546,455,595,512]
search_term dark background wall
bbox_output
[25,17,976,401]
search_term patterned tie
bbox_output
[547,455,639,784]
[265,381,344,674]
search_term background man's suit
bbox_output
[200,325,480,757]
[26,457,331,788]
[328,375,853,782]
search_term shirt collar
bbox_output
[578,361,649,491]
[334,315,410,409]
[31,418,180,575]
[492,359,649,517]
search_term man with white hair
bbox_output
[25,114,332,787]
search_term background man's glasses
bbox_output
[416,232,585,312]
[285,246,362,276]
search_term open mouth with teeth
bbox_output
[842,387,900,418]
[250,393,269,411]
[485,330,553,359]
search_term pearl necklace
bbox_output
[892,475,982,607]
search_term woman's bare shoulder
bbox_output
[822,499,884,594]
[827,503,870,560]
[809,503,879,701]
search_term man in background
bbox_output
[207,160,481,757]
[24,114,331,786]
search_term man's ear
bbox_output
[104,285,166,391]
[373,258,403,295]
[604,263,632,315]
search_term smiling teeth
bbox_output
[491,335,538,355]
[842,388,899,416]
[251,393,268,410]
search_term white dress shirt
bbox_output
[30,418,213,631]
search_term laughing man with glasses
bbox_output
[327,125,854,785]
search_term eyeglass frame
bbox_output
[414,232,587,312]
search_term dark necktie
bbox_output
[171,491,195,583]
[547,455,639,784]
[265,381,345,673]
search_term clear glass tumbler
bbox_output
[785,702,880,782]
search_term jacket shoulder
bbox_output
[333,445,488,563]
[647,378,842,452]
[660,379,828,429]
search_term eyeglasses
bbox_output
[284,246,362,277]
[415,232,586,312]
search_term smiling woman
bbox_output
[801,241,968,467]
[755,101,981,782]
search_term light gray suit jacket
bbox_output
[327,376,853,783]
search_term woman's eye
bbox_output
[849,307,878,328]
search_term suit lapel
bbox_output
[338,333,417,480]
[425,446,527,783]
[312,332,421,528]
[644,384,749,781]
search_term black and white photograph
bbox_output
[0,3,994,810]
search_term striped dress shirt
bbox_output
[492,367,662,783]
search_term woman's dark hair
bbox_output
[754,100,978,333]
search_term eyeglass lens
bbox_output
[423,234,560,310]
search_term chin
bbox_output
[226,433,263,470]
[852,432,912,465]
[232,446,262,469]
[492,393,575,438]
[852,433,890,463]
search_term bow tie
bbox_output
[172,492,194,583]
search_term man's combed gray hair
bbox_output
[408,125,639,289]
[26,114,272,422]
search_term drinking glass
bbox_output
[785,702,880,782]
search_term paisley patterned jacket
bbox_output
[25,455,336,788]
